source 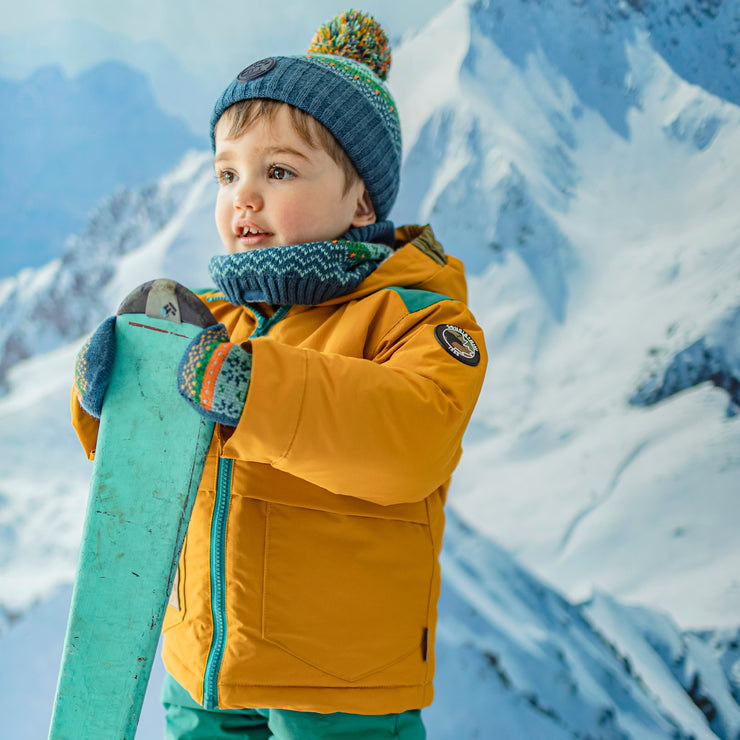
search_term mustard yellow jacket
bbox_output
[72,225,487,715]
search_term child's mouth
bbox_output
[237,225,272,247]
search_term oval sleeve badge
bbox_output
[434,324,481,366]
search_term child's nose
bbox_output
[233,179,263,211]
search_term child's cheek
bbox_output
[276,202,305,242]
[215,196,234,250]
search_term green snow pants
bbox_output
[161,674,427,740]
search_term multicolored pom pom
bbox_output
[307,9,391,80]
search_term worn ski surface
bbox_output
[49,280,217,739]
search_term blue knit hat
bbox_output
[210,10,402,221]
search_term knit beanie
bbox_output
[209,9,402,221]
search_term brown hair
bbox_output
[215,100,361,193]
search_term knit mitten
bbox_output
[74,316,117,418]
[177,324,252,426]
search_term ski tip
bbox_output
[117,279,219,329]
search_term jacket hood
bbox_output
[326,224,469,306]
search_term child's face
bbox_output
[213,105,375,253]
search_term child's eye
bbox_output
[268,165,294,181]
[216,170,236,185]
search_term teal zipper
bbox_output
[201,304,290,709]
[253,304,290,335]
[203,457,232,710]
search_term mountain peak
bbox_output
[0,59,203,278]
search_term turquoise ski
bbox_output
[49,280,218,740]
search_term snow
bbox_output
[1,0,740,736]
[103,152,215,308]
[430,512,727,739]
[393,0,740,630]
[0,343,88,614]
[584,593,740,739]
[0,585,168,739]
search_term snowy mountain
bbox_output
[391,0,740,629]
[2,500,738,739]
[0,61,204,277]
[0,18,215,134]
[629,306,740,416]
[0,152,214,393]
[432,513,740,739]
[1,0,739,736]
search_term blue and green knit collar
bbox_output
[208,221,395,306]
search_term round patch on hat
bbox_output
[237,58,277,82]
[434,324,481,366]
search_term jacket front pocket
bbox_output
[262,503,433,682]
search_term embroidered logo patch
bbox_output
[237,58,277,82]
[434,324,481,366]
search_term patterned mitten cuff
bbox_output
[177,324,252,426]
[74,316,117,419]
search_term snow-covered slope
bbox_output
[0,152,214,392]
[391,0,740,629]
[431,513,740,739]
[2,496,737,739]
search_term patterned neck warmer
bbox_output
[209,221,395,306]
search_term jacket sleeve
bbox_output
[71,387,100,460]
[222,297,487,505]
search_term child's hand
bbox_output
[177,324,252,427]
[74,316,117,418]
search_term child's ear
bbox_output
[351,189,377,227]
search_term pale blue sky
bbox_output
[3,0,452,84]
[1,1,454,132]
